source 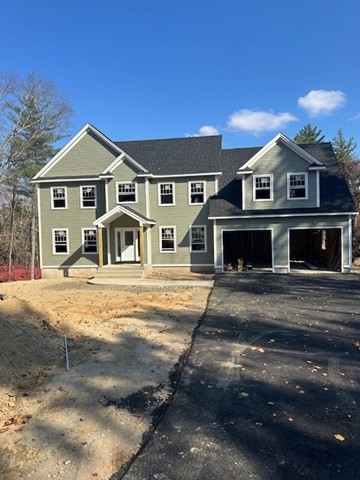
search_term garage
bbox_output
[222,230,272,270]
[289,228,341,271]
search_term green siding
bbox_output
[244,143,317,210]
[44,131,118,177]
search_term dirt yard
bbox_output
[0,278,211,480]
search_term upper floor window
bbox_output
[253,175,273,201]
[51,187,67,209]
[288,173,308,200]
[189,181,205,205]
[82,228,98,254]
[117,182,137,203]
[160,226,176,252]
[81,186,96,208]
[158,183,175,205]
[190,225,207,252]
[53,229,68,254]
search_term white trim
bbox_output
[214,177,219,196]
[316,171,320,207]
[80,185,97,209]
[107,226,111,265]
[273,265,289,269]
[115,227,140,262]
[308,165,326,171]
[36,185,43,269]
[52,228,69,255]
[105,179,109,212]
[189,225,207,253]
[103,152,148,174]
[287,172,308,201]
[94,204,155,228]
[50,186,67,210]
[116,181,138,204]
[242,177,246,210]
[188,180,206,205]
[33,177,103,183]
[253,174,274,202]
[209,212,358,220]
[137,171,222,179]
[158,182,175,206]
[238,133,324,173]
[104,153,125,174]
[159,226,176,253]
[236,170,253,176]
[145,178,150,218]
[81,228,98,255]
[349,216,353,266]
[213,219,217,268]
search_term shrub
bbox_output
[0,265,42,282]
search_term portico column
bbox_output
[139,225,145,267]
[97,226,104,267]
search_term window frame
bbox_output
[287,172,308,200]
[253,174,273,201]
[190,225,207,253]
[51,186,67,209]
[158,182,175,206]
[82,228,98,254]
[52,228,69,255]
[116,181,138,204]
[188,181,206,205]
[80,185,97,209]
[159,226,176,253]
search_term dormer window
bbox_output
[288,173,308,200]
[253,175,273,201]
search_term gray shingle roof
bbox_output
[115,136,222,175]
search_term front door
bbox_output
[115,228,139,262]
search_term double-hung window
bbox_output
[160,226,176,252]
[288,173,308,199]
[51,187,67,209]
[159,183,175,205]
[190,225,207,252]
[82,228,98,254]
[81,186,96,208]
[253,175,273,201]
[53,229,68,254]
[189,181,205,204]
[117,182,137,203]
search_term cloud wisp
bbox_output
[187,125,220,137]
[298,89,346,117]
[226,109,297,135]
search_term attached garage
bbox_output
[222,230,272,270]
[289,228,341,271]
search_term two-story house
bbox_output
[32,124,357,278]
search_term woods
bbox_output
[0,72,72,279]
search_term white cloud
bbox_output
[187,125,220,137]
[298,89,346,116]
[226,109,297,135]
[348,112,360,121]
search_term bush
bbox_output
[0,265,42,282]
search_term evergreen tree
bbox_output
[294,124,325,144]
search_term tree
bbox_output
[332,129,360,194]
[294,124,325,144]
[0,72,73,278]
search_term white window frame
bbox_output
[158,182,175,206]
[51,186,67,209]
[80,185,96,209]
[253,174,273,201]
[188,181,206,205]
[159,226,176,253]
[190,225,207,253]
[52,228,69,254]
[82,228,98,254]
[287,172,308,200]
[116,181,137,204]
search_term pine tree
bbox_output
[294,124,325,144]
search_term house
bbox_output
[32,124,357,278]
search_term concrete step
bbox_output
[93,264,144,280]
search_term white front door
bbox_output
[115,228,139,262]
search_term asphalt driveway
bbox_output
[113,273,360,480]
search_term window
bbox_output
[51,187,67,209]
[82,228,98,254]
[288,173,308,199]
[160,226,176,252]
[190,226,207,252]
[253,175,273,200]
[81,186,96,208]
[53,229,68,254]
[117,182,137,203]
[189,181,205,204]
[159,183,174,205]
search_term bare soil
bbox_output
[0,278,211,480]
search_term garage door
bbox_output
[223,230,272,269]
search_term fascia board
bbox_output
[136,171,222,178]
[209,211,358,220]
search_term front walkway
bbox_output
[114,273,360,480]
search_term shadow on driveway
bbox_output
[112,273,360,480]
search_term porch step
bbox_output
[93,264,144,280]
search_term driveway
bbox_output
[114,273,360,480]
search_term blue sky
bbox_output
[1,0,359,150]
